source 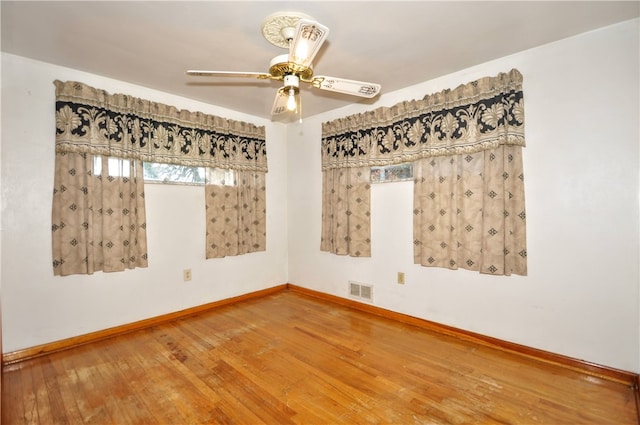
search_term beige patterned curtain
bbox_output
[413,146,527,275]
[53,80,267,275]
[322,69,526,274]
[205,169,266,258]
[52,154,148,275]
[320,167,371,257]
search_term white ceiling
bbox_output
[2,1,638,120]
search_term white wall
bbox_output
[1,53,288,352]
[287,19,640,372]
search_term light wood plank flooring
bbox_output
[2,291,637,424]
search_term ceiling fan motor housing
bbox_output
[269,54,314,81]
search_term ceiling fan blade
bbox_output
[271,88,289,115]
[288,19,329,68]
[311,76,381,98]
[186,70,271,80]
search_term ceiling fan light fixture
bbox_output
[283,74,300,111]
[286,88,297,111]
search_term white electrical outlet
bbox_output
[183,269,192,281]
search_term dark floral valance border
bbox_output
[55,80,268,172]
[321,69,524,170]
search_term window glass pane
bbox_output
[93,156,130,178]
[371,163,413,183]
[143,162,205,185]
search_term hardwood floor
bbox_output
[3,290,638,424]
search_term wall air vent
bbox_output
[349,281,373,302]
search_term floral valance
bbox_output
[55,80,268,172]
[321,69,524,170]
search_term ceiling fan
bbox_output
[186,12,381,118]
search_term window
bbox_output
[142,162,236,186]
[371,163,414,183]
[143,162,205,185]
[93,156,131,178]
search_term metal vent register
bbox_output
[349,281,373,301]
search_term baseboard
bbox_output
[2,284,287,366]
[287,284,640,387]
